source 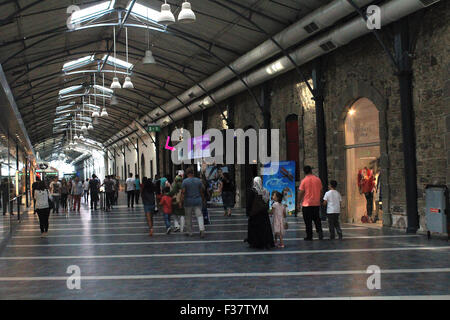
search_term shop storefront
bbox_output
[344,98,382,224]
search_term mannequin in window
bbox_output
[357,166,375,222]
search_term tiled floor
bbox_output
[0,194,449,300]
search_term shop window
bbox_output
[345,98,381,224]
[286,114,300,181]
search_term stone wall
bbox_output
[148,2,449,232]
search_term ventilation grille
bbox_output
[319,41,337,52]
[418,0,440,7]
[304,22,319,34]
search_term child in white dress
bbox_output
[271,191,286,248]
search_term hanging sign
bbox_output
[148,124,161,132]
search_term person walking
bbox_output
[71,177,83,213]
[297,166,324,241]
[113,176,119,205]
[49,177,61,214]
[89,175,100,211]
[104,176,115,212]
[271,191,287,248]
[67,179,73,210]
[34,180,51,237]
[134,175,141,205]
[246,177,274,249]
[141,177,156,236]
[181,167,206,238]
[220,172,235,217]
[83,178,90,204]
[1,178,9,215]
[60,178,69,213]
[126,173,136,208]
[201,173,211,225]
[323,180,343,240]
[160,187,174,234]
[168,175,184,233]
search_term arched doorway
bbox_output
[345,98,382,224]
[141,154,146,179]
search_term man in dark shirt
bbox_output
[89,174,100,210]
[104,176,115,211]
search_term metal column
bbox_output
[312,59,329,219]
[395,19,419,234]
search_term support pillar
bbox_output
[395,19,419,234]
[312,59,329,219]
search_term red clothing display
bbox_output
[358,167,375,193]
[160,195,173,214]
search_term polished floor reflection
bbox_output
[0,194,449,300]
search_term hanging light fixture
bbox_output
[92,75,100,117]
[88,123,94,130]
[111,95,118,105]
[158,1,175,25]
[143,8,156,64]
[111,26,122,89]
[178,1,196,23]
[123,27,134,89]
[81,97,88,131]
[101,73,109,117]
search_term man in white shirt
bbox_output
[49,177,61,214]
[126,173,136,208]
[83,179,90,204]
[322,180,343,240]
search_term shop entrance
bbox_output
[345,98,382,224]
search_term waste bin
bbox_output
[425,185,449,239]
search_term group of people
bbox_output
[246,165,344,249]
[139,168,209,238]
[31,174,116,237]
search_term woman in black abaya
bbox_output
[245,177,275,249]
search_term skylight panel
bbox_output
[56,104,76,112]
[59,86,83,96]
[127,2,161,23]
[102,55,134,71]
[93,85,114,95]
[70,0,116,24]
[63,55,95,72]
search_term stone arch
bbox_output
[333,80,391,226]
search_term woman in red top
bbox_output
[160,187,173,234]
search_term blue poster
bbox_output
[262,161,296,215]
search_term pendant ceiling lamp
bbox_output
[123,76,134,89]
[88,123,94,130]
[92,76,100,117]
[143,8,156,64]
[158,1,175,25]
[142,49,156,65]
[111,26,122,89]
[178,1,196,23]
[111,95,118,105]
[81,97,88,131]
[123,27,134,89]
[101,73,109,117]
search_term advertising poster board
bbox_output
[262,161,296,215]
[204,165,229,206]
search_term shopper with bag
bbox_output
[245,177,275,249]
[34,180,51,237]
